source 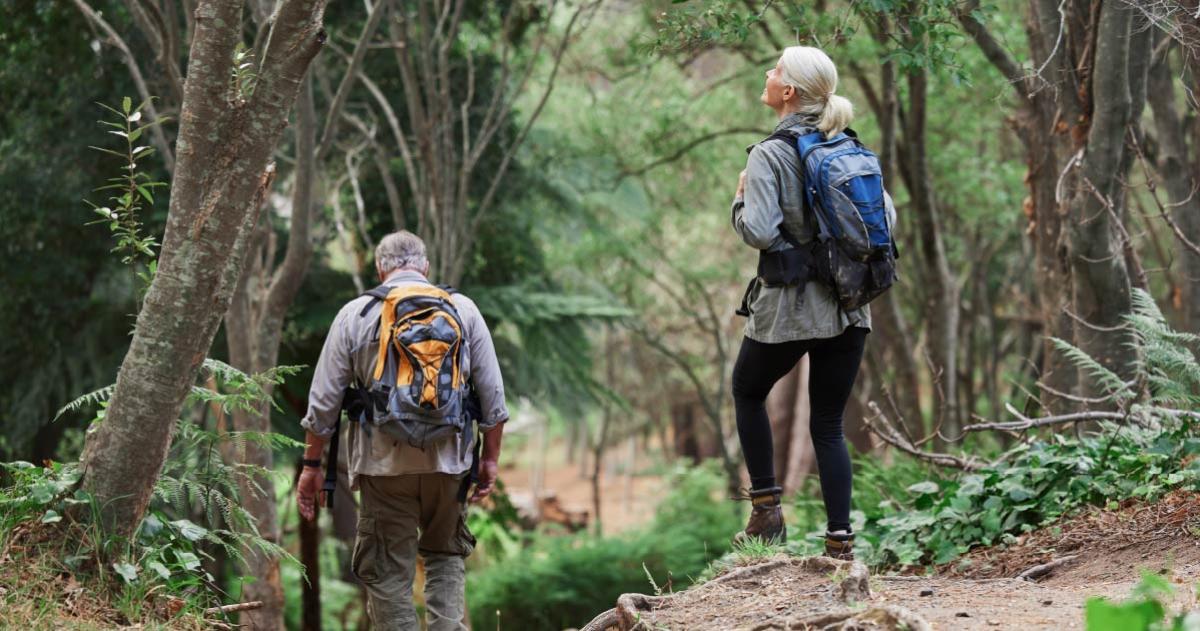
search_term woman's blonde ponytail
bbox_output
[818,93,854,137]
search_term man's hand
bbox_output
[297,466,324,521]
[469,459,498,504]
[736,169,747,198]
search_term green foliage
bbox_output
[648,0,773,54]
[0,459,235,627]
[230,42,256,100]
[465,480,525,564]
[0,2,161,463]
[1085,572,1200,631]
[85,97,167,273]
[784,290,1200,568]
[467,463,740,629]
[8,359,303,612]
[848,429,1200,567]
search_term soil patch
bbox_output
[577,491,1200,630]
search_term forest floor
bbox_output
[578,490,1200,630]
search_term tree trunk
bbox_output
[79,0,327,536]
[1147,46,1200,330]
[900,63,961,435]
[1063,1,1143,386]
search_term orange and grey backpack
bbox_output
[344,283,473,446]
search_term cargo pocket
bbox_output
[351,516,381,583]
[454,506,477,558]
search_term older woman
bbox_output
[730,46,869,560]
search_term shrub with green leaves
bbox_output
[1085,571,1200,631]
[467,462,740,630]
[787,288,1200,568]
[0,358,303,623]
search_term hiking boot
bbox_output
[733,486,786,545]
[825,530,854,560]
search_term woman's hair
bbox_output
[777,46,853,137]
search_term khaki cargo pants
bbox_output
[354,473,476,630]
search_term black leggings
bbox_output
[731,327,868,532]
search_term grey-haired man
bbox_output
[296,230,508,630]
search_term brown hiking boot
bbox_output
[733,486,786,545]
[825,530,854,560]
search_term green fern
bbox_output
[53,384,115,421]
[1052,288,1200,422]
[1049,337,1134,401]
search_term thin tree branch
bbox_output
[617,127,765,180]
[314,0,387,164]
[73,0,176,174]
[863,402,983,470]
[954,0,1033,98]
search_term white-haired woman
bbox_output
[730,46,869,560]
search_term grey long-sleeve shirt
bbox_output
[301,270,509,489]
[732,113,871,343]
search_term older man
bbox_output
[296,230,507,630]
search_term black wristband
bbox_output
[302,458,322,469]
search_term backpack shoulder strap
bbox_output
[358,283,393,317]
[762,129,823,249]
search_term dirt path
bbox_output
[578,491,1200,629]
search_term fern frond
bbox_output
[1049,337,1134,400]
[54,384,115,421]
[201,358,252,384]
[1128,288,1165,323]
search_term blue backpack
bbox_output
[772,128,899,311]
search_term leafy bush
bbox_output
[467,462,739,630]
[787,288,1200,568]
[0,358,304,626]
[835,428,1200,567]
[1085,572,1200,631]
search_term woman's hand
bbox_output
[736,169,747,198]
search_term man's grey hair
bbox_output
[375,230,428,275]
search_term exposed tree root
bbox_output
[749,605,932,630]
[578,557,898,630]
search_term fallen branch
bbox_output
[962,404,1128,432]
[864,402,983,471]
[204,601,264,616]
[1016,555,1078,581]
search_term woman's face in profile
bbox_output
[761,59,792,110]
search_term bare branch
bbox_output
[863,402,983,470]
[962,403,1126,432]
[263,74,316,324]
[468,0,602,243]
[73,0,175,174]
[315,0,387,163]
[122,0,185,104]
[617,127,765,181]
[954,0,1033,98]
[345,148,376,254]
